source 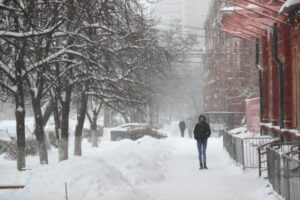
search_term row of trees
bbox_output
[0,0,171,170]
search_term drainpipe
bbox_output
[271,24,284,132]
[255,38,263,135]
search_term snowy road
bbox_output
[0,123,279,200]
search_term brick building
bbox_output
[203,0,258,127]
[214,0,300,141]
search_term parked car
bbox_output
[110,123,167,141]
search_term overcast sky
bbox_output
[143,0,212,115]
[147,0,211,35]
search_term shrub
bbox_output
[3,138,38,160]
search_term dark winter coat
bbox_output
[179,121,186,131]
[193,122,211,142]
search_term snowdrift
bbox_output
[0,137,172,200]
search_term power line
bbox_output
[158,22,218,31]
[173,61,204,64]
[177,53,251,56]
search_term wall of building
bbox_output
[261,22,300,141]
[203,0,259,126]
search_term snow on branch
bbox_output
[25,46,98,79]
[0,4,21,12]
[0,20,64,39]
[0,79,17,94]
[0,61,15,81]
[86,92,145,105]
[25,48,69,76]
[53,31,94,44]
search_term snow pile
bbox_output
[0,137,172,200]
[0,123,280,200]
[221,4,259,12]
[229,126,247,135]
[280,0,300,13]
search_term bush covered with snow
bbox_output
[2,138,38,160]
[0,140,9,154]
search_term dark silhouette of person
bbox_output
[179,120,186,138]
[193,115,211,169]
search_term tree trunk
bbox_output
[91,107,99,147]
[103,104,110,127]
[15,96,26,171]
[59,0,76,161]
[74,136,82,156]
[52,93,61,141]
[42,101,54,126]
[59,137,68,161]
[122,113,130,123]
[86,101,102,148]
[74,91,88,156]
[91,130,98,147]
[32,98,48,164]
[149,103,154,125]
[41,101,53,150]
[59,87,72,161]
[91,118,98,147]
[15,49,26,171]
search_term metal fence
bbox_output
[267,143,300,200]
[223,131,275,169]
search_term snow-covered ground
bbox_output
[0,122,280,200]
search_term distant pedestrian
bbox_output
[193,115,211,169]
[179,120,186,138]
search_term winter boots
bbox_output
[199,163,207,170]
[199,163,203,169]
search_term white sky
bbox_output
[146,0,211,34]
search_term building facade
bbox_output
[214,0,300,141]
[203,0,258,127]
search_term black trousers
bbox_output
[180,129,185,137]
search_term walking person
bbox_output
[193,115,211,169]
[179,120,186,138]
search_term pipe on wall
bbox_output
[271,24,284,132]
[255,38,263,135]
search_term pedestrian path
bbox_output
[137,137,279,200]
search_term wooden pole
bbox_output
[65,182,68,200]
[0,185,25,189]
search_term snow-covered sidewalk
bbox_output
[136,138,278,200]
[0,124,279,200]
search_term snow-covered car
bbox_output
[110,123,167,141]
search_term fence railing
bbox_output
[223,131,275,169]
[258,140,279,178]
[267,142,300,200]
[224,130,300,200]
